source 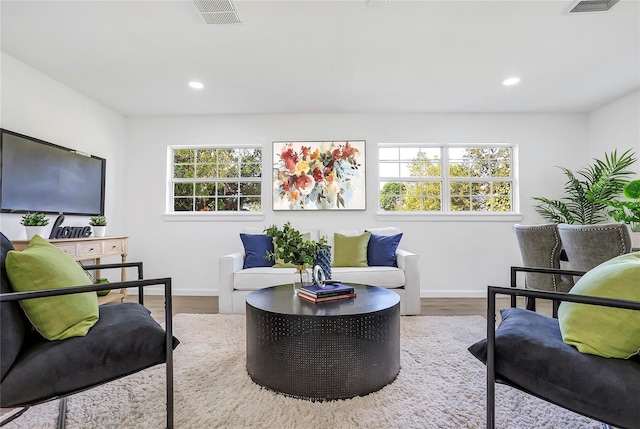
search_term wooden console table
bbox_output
[11,236,129,305]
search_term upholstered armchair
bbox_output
[0,232,178,428]
[558,222,632,272]
[513,224,574,314]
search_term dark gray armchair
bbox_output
[0,232,178,428]
[468,266,640,429]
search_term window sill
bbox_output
[162,212,265,222]
[375,212,523,222]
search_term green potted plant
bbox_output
[264,222,324,286]
[21,212,50,240]
[600,179,640,249]
[89,215,107,237]
[533,149,636,224]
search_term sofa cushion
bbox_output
[5,235,99,341]
[367,233,403,267]
[558,252,640,358]
[240,233,274,269]
[233,266,405,291]
[333,232,371,267]
[468,307,640,429]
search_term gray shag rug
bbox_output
[5,314,599,428]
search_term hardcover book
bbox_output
[297,292,356,303]
[299,283,354,297]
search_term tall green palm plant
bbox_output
[533,149,637,225]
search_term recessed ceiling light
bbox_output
[188,81,204,90]
[502,77,521,86]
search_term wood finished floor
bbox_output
[133,295,553,324]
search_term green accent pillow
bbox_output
[558,252,640,358]
[273,232,310,268]
[5,235,99,341]
[333,232,371,267]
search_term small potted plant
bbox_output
[264,222,322,287]
[21,212,50,240]
[89,215,107,237]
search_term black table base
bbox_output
[246,287,400,401]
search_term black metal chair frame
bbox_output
[486,266,640,429]
[0,262,174,429]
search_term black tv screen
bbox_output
[0,129,105,216]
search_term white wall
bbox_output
[125,113,588,297]
[11,52,635,298]
[587,89,640,174]
[0,52,127,243]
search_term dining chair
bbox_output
[557,222,633,273]
[513,224,574,313]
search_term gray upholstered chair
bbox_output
[558,222,633,273]
[513,224,574,313]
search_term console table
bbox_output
[11,236,129,305]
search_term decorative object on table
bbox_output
[312,242,332,284]
[533,149,636,225]
[20,212,50,240]
[297,282,356,303]
[89,215,107,237]
[264,222,326,288]
[49,215,92,239]
[95,277,111,296]
[272,140,366,211]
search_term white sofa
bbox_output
[218,227,420,315]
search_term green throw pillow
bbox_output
[5,235,99,340]
[558,252,640,358]
[333,232,371,267]
[273,232,310,268]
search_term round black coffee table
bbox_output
[245,284,400,401]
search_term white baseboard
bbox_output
[127,287,218,296]
[420,290,487,298]
[131,288,484,298]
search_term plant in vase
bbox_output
[533,149,636,225]
[89,216,107,237]
[264,222,324,286]
[21,212,50,240]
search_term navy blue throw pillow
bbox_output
[367,233,402,267]
[240,234,274,269]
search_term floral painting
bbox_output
[273,141,366,210]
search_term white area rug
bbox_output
[5,314,599,428]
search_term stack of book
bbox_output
[297,282,356,303]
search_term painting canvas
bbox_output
[273,140,366,211]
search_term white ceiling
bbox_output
[1,0,639,117]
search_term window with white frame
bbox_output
[168,146,262,213]
[378,144,515,213]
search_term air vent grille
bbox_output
[193,0,243,25]
[569,0,620,13]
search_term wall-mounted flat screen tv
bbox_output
[0,129,105,216]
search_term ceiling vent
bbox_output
[568,0,620,13]
[193,0,243,25]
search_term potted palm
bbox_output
[533,149,636,224]
[89,216,107,237]
[264,222,323,287]
[21,212,50,240]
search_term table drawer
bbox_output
[77,242,103,259]
[55,243,78,258]
[101,239,125,256]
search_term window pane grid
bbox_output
[378,145,514,213]
[169,147,262,213]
